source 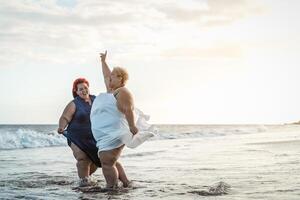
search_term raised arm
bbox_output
[99,50,111,92]
[57,101,76,134]
[116,88,138,135]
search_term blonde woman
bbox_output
[91,51,154,189]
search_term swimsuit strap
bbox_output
[113,87,123,99]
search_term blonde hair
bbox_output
[113,67,129,85]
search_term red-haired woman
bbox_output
[57,78,101,187]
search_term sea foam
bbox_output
[0,124,267,150]
[0,128,66,150]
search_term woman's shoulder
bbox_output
[113,87,130,97]
[65,100,76,110]
[116,87,133,101]
[117,87,130,93]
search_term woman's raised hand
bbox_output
[100,50,107,62]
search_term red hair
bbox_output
[72,78,89,98]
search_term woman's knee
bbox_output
[76,155,92,166]
[99,153,117,167]
[76,157,92,169]
[71,143,91,162]
[102,157,117,167]
[99,146,124,167]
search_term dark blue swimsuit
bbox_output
[63,95,101,167]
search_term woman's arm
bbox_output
[99,50,111,92]
[116,88,138,135]
[57,101,76,134]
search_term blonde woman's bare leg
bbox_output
[98,145,124,188]
[116,161,130,187]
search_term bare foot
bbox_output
[122,180,133,188]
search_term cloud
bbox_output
[161,44,243,59]
[0,1,137,27]
[154,0,265,26]
[0,0,264,30]
[0,0,263,66]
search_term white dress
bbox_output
[90,93,155,152]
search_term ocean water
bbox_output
[0,124,300,200]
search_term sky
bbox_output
[0,0,300,124]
